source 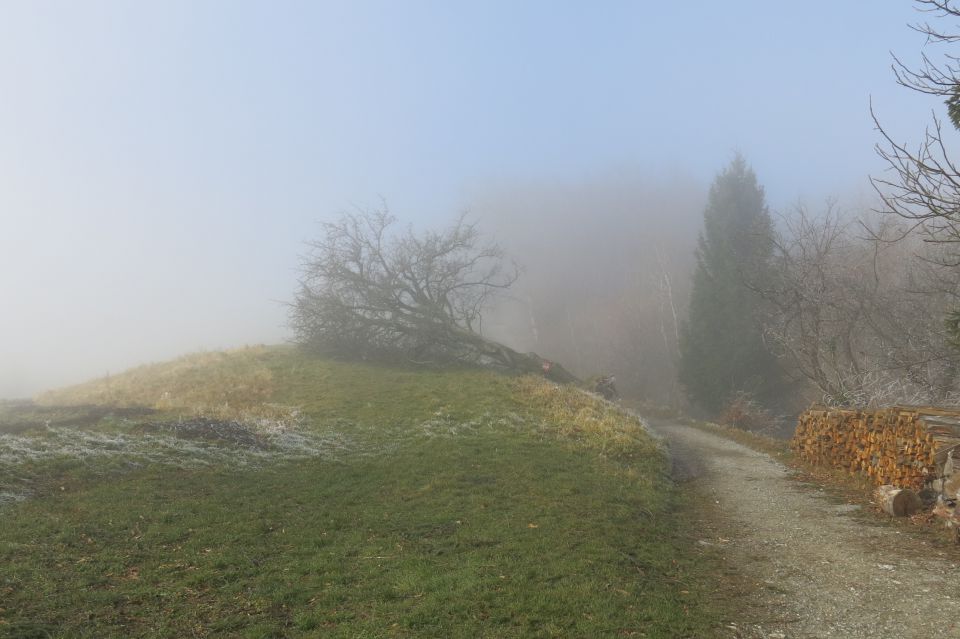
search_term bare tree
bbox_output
[291,207,577,379]
[292,207,511,357]
[873,1,960,254]
[752,204,960,406]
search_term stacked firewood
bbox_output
[792,406,960,491]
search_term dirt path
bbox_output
[648,418,960,639]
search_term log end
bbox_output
[874,484,923,517]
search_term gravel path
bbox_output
[648,418,960,639]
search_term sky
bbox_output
[0,0,946,398]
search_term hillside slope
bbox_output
[1,347,720,637]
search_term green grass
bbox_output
[1,347,722,638]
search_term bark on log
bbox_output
[875,484,922,517]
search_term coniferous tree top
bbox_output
[699,154,773,279]
[679,155,783,414]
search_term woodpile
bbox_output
[792,406,960,492]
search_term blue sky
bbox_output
[0,1,944,396]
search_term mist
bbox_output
[0,207,295,398]
[475,171,704,404]
[0,1,939,400]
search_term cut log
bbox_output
[875,485,922,517]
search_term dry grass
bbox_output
[514,376,660,460]
[35,345,295,423]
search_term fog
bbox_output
[0,1,942,399]
[475,171,704,402]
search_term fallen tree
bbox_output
[290,206,578,383]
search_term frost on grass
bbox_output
[0,423,350,468]
[0,489,28,506]
[416,410,527,438]
[0,417,354,507]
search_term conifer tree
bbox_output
[678,156,782,413]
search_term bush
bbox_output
[719,391,779,434]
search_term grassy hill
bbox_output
[0,346,720,638]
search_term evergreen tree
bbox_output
[679,156,782,414]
